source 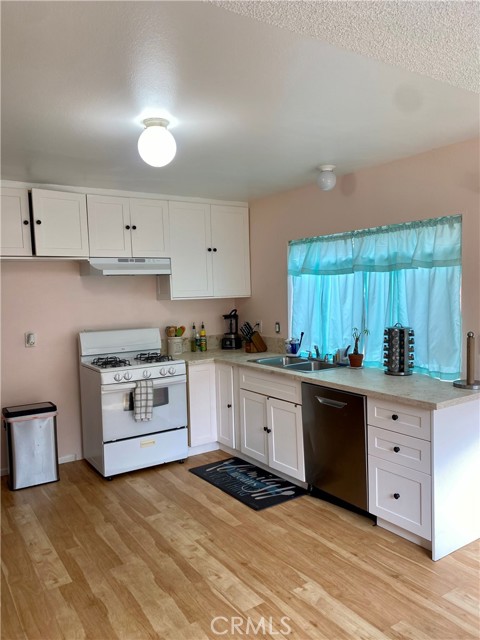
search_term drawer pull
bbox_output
[392,414,399,421]
[393,446,400,453]
[393,493,400,500]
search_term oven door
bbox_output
[101,375,187,442]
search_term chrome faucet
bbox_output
[314,345,320,358]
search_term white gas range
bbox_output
[78,328,188,478]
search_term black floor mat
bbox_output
[189,457,307,510]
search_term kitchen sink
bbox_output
[285,360,337,372]
[248,356,337,372]
[248,356,306,367]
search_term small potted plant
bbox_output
[348,327,370,367]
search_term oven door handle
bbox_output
[101,382,136,394]
[101,376,186,394]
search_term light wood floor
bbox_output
[2,450,479,640]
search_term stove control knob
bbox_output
[143,370,152,379]
[168,366,176,375]
[124,372,133,381]
[160,367,167,376]
[114,373,122,382]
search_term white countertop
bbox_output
[182,350,480,411]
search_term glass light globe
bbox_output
[317,165,336,191]
[138,118,176,167]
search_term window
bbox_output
[288,215,462,380]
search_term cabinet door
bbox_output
[267,397,305,481]
[87,195,131,257]
[1,187,32,256]
[239,389,268,465]
[211,205,251,297]
[168,201,213,298]
[31,189,88,257]
[188,363,217,447]
[130,198,170,257]
[216,363,235,448]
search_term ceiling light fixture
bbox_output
[317,164,337,191]
[138,118,176,167]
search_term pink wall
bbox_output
[0,261,233,469]
[237,138,480,367]
[1,138,478,469]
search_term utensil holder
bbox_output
[383,324,414,376]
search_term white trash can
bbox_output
[2,402,59,490]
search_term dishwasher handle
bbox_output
[315,395,347,409]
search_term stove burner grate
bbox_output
[91,356,131,369]
[134,352,173,363]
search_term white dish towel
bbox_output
[134,380,153,422]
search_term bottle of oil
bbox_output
[190,323,197,352]
[200,322,207,352]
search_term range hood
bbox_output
[81,257,172,276]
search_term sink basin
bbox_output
[248,356,306,367]
[248,356,337,372]
[284,360,337,372]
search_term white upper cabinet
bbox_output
[129,198,170,256]
[31,189,89,257]
[0,187,32,256]
[211,204,251,298]
[168,201,212,297]
[87,195,169,258]
[167,200,251,299]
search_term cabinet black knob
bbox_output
[227,404,232,408]
[36,219,42,225]
[213,247,217,252]
[266,428,272,434]
[207,247,212,252]
[393,446,400,453]
[125,225,130,230]
[23,220,29,225]
[393,493,400,500]
[263,426,268,432]
[132,225,137,230]
[392,414,399,421]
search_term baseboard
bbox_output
[59,454,78,464]
[188,442,219,456]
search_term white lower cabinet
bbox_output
[187,363,217,448]
[215,363,235,449]
[367,396,480,560]
[368,456,431,540]
[239,368,304,481]
[368,398,432,543]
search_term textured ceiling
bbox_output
[214,1,480,93]
[1,1,478,202]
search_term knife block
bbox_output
[245,341,258,353]
[251,332,267,353]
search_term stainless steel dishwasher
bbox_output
[302,383,368,511]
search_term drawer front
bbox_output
[103,428,188,476]
[367,398,431,441]
[239,367,301,404]
[368,456,431,539]
[368,426,431,474]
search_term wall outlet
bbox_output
[25,332,36,347]
[275,322,281,334]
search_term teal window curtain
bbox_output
[288,215,462,380]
